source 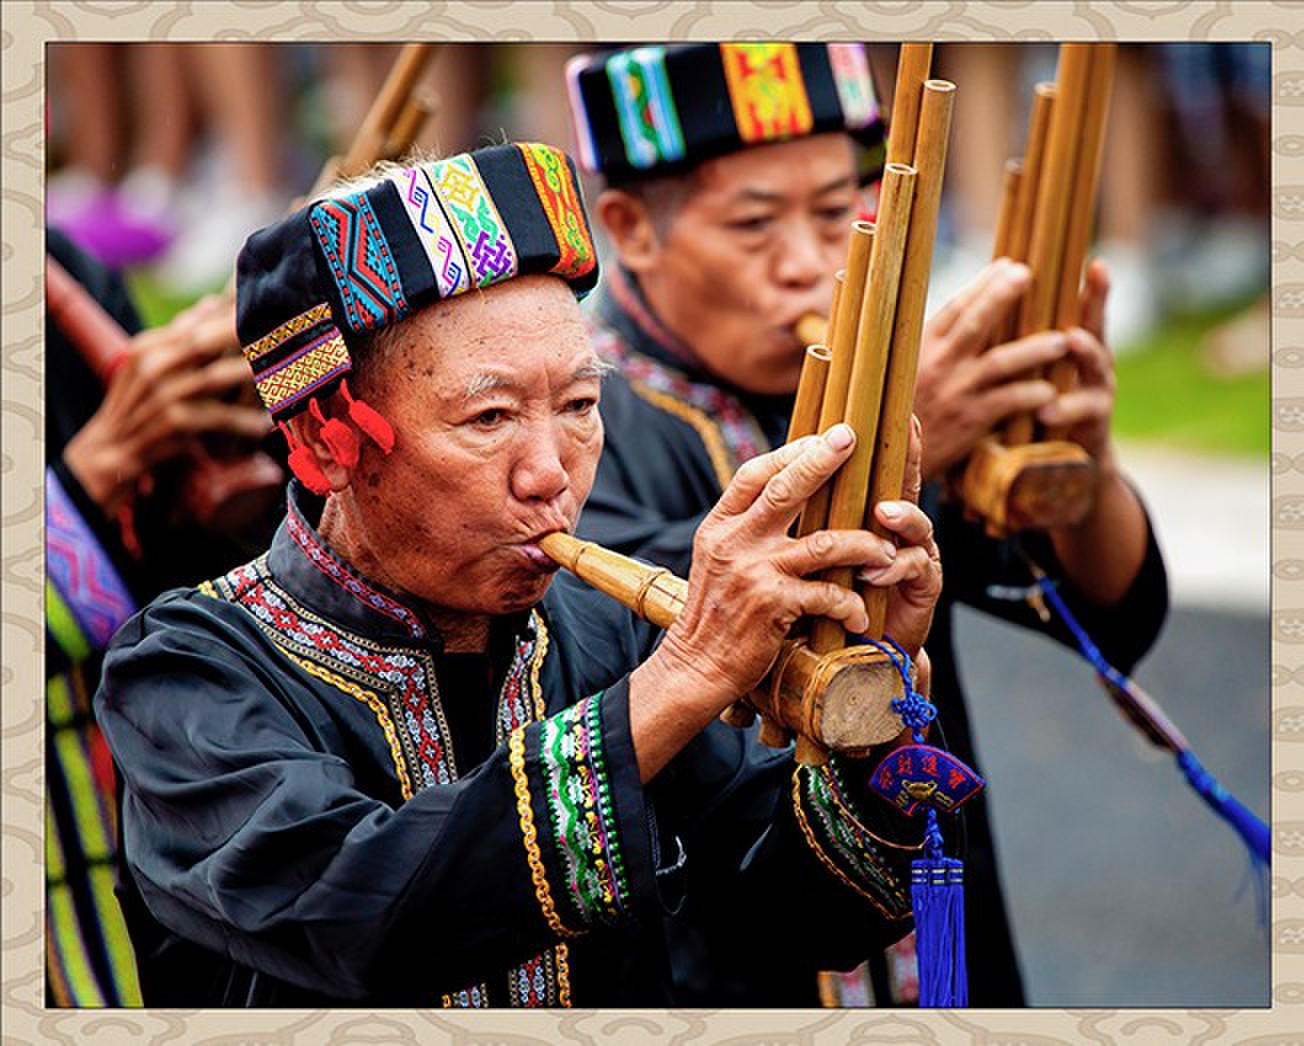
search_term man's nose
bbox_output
[772,219,827,289]
[510,419,570,504]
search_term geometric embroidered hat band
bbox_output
[565,42,884,182]
[235,141,600,426]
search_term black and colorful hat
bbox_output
[235,142,600,492]
[565,42,884,181]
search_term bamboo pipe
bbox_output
[996,82,1058,422]
[341,43,439,177]
[796,313,829,348]
[1001,82,1057,445]
[788,345,834,442]
[861,81,955,637]
[538,532,908,756]
[808,163,917,655]
[1047,44,1117,407]
[1006,82,1057,270]
[991,159,1024,263]
[385,91,438,162]
[885,44,934,167]
[796,223,874,541]
[1014,46,1092,345]
[1007,50,1092,445]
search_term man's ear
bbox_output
[595,189,662,276]
[286,409,352,493]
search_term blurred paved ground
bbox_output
[953,442,1270,1007]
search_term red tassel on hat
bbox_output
[341,379,395,454]
[279,421,331,496]
[309,398,361,469]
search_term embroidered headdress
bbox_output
[235,142,600,492]
[565,42,884,181]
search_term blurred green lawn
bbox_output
[1111,300,1268,458]
[127,272,1270,459]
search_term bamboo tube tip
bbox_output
[923,78,956,93]
[834,269,846,283]
[852,219,875,236]
[805,343,833,361]
[1005,157,1025,175]
[1035,81,1057,98]
[883,161,917,177]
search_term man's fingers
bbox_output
[177,401,275,441]
[974,330,1068,386]
[903,415,923,506]
[975,379,1059,429]
[795,578,870,636]
[168,354,259,404]
[870,500,936,554]
[928,259,1030,347]
[748,424,857,529]
[1078,258,1110,342]
[1036,386,1112,430]
[713,435,824,516]
[774,528,897,578]
[856,544,935,589]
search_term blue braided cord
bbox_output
[1026,573,1271,871]
[923,808,945,862]
[858,635,935,741]
[1030,577,1135,693]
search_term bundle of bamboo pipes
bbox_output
[535,46,954,766]
[959,43,1117,537]
[776,43,955,763]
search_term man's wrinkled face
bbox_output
[346,275,604,615]
[641,133,861,395]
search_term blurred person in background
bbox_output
[568,41,1169,1007]
[928,43,1270,355]
[45,229,275,1005]
[47,43,292,295]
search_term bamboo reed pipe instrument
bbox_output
[959,43,1116,538]
[538,532,908,753]
[776,44,954,764]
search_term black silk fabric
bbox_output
[95,483,923,1007]
[576,274,1170,1007]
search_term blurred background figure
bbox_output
[926,42,1270,356]
[47,44,291,295]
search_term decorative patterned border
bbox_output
[791,766,912,921]
[516,142,597,280]
[5,3,1295,1041]
[537,694,629,928]
[720,43,814,144]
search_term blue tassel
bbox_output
[1177,750,1270,865]
[865,636,978,1009]
[912,838,967,1007]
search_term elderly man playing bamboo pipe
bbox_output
[92,142,947,1008]
[567,42,1169,1006]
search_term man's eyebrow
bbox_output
[464,373,518,400]
[733,175,858,205]
[573,359,616,383]
[462,359,612,400]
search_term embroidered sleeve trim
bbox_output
[792,765,912,921]
[508,727,583,939]
[45,467,136,654]
[537,694,630,928]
